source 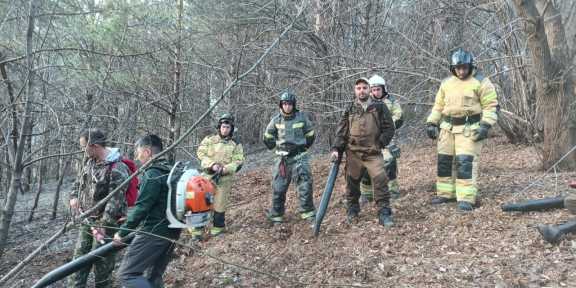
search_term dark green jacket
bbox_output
[119,159,180,239]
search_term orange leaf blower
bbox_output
[166,162,216,229]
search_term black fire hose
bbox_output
[313,156,341,237]
[31,233,135,288]
[501,197,565,212]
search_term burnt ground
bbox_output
[3,136,576,287]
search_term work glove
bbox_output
[388,144,401,159]
[426,123,439,140]
[211,163,224,174]
[394,118,404,129]
[330,150,340,162]
[379,134,392,148]
[473,122,491,142]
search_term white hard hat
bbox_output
[368,75,386,88]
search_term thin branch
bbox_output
[0,1,307,284]
[22,150,82,168]
[0,47,164,65]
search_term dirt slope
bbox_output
[166,137,576,287]
[4,137,576,287]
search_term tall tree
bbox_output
[0,0,38,257]
[512,0,576,169]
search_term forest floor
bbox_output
[3,135,576,287]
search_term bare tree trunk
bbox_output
[493,3,538,144]
[51,160,69,220]
[3,153,10,202]
[21,134,33,194]
[168,0,184,162]
[27,162,44,222]
[0,55,19,160]
[0,54,16,199]
[0,0,37,258]
[512,0,576,170]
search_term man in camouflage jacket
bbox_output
[68,128,130,288]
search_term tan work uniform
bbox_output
[333,98,395,209]
[360,96,404,199]
[197,134,244,213]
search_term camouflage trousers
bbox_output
[269,152,315,217]
[67,223,118,288]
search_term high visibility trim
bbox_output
[210,227,224,236]
[293,122,305,129]
[464,85,480,93]
[427,110,442,123]
[264,133,274,139]
[455,186,477,194]
[300,211,315,219]
[275,123,285,129]
[436,182,455,192]
[483,111,498,118]
[187,227,203,236]
[269,216,283,223]
[305,130,315,137]
[481,91,497,104]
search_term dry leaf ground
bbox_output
[3,136,576,287]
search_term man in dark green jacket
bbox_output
[114,134,180,288]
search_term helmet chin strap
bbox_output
[281,108,294,115]
[451,64,474,79]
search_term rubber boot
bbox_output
[457,201,474,212]
[346,203,360,224]
[378,207,394,227]
[211,212,225,236]
[537,220,576,244]
[188,227,204,241]
[300,210,316,223]
[501,197,564,212]
[266,210,284,224]
[431,196,456,205]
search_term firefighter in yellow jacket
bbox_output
[426,48,498,211]
[360,75,404,204]
[195,113,245,237]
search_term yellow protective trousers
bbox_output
[436,128,483,203]
[213,175,233,213]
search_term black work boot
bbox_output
[378,207,394,227]
[537,220,576,244]
[266,210,284,224]
[457,201,474,212]
[346,203,360,224]
[431,197,456,205]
